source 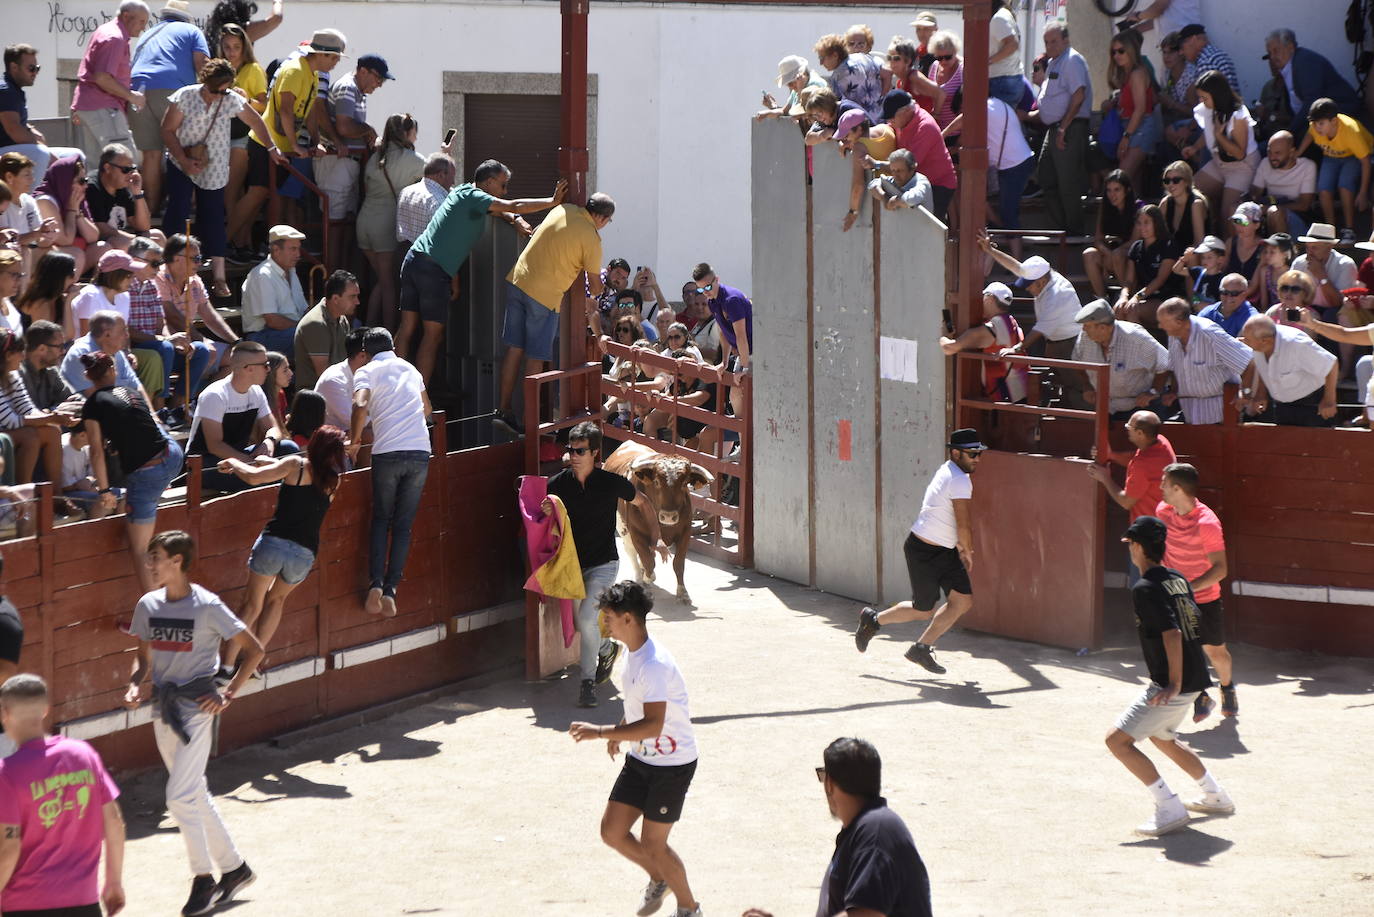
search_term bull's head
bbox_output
[631,454,713,528]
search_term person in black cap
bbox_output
[1105,515,1234,838]
[853,429,983,674]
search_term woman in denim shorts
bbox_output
[79,351,184,593]
[217,425,347,676]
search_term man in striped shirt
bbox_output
[1157,298,1253,424]
[1156,462,1236,720]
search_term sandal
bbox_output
[211,281,232,299]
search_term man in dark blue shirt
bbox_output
[1105,516,1234,839]
[816,738,932,917]
[0,44,82,180]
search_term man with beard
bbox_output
[854,429,984,675]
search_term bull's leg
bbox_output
[620,527,644,582]
[673,535,690,602]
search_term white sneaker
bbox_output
[1185,787,1235,815]
[637,880,669,916]
[669,906,702,917]
[1135,795,1190,837]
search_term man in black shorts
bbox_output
[854,429,983,674]
[570,581,701,917]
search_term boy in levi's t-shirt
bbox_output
[569,580,701,917]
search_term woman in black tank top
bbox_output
[218,425,347,674]
[1159,160,1209,251]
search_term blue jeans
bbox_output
[369,450,430,594]
[162,161,229,257]
[1317,154,1361,194]
[576,560,620,680]
[997,155,1036,230]
[139,338,214,398]
[989,75,1025,108]
[249,533,316,585]
[124,439,184,523]
[246,327,298,357]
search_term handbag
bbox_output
[183,92,227,171]
[1098,107,1125,151]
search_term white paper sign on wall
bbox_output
[879,336,919,385]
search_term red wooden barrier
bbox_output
[2,429,526,773]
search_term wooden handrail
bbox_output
[266,156,332,269]
[955,351,1111,460]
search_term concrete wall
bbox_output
[751,120,946,605]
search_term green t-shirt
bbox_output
[412,184,496,276]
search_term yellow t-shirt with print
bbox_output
[234,61,268,112]
[1307,114,1373,160]
[257,56,317,151]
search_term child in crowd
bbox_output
[60,422,116,519]
[1172,235,1229,307]
[1296,97,1373,244]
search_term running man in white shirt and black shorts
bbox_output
[854,428,984,675]
[570,580,702,917]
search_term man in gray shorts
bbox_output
[1104,516,1235,837]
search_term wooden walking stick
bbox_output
[182,217,194,410]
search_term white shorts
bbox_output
[1115,684,1200,741]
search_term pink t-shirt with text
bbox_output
[0,736,120,910]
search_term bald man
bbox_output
[1087,410,1177,585]
[1250,130,1317,238]
[1239,314,1338,426]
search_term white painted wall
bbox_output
[9,0,1357,292]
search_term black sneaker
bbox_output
[1220,684,1239,718]
[216,861,256,904]
[182,875,222,916]
[595,641,621,686]
[904,642,946,674]
[492,410,524,437]
[577,678,597,708]
[1193,691,1216,723]
[212,665,234,688]
[854,606,880,653]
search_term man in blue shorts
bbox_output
[396,159,566,388]
[494,192,616,435]
[570,581,701,917]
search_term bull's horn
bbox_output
[690,463,714,483]
[630,454,659,471]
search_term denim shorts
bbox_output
[123,439,184,524]
[248,533,317,585]
[399,249,453,324]
[501,281,560,361]
[1126,110,1162,152]
[1317,154,1361,193]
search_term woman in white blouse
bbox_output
[1183,69,1259,237]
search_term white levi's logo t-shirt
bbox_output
[622,637,697,767]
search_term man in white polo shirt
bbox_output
[348,328,431,617]
[978,233,1081,359]
[854,428,984,675]
[1239,314,1338,426]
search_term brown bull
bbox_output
[602,441,712,602]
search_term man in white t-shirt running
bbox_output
[570,580,701,917]
[854,429,984,674]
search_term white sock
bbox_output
[1196,770,1220,794]
[1147,778,1173,803]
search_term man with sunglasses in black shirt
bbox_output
[86,142,157,251]
[547,421,658,708]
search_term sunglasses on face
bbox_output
[146,260,163,269]
[886,54,903,61]
[1219,289,1245,297]
[934,54,954,62]
[815,767,826,782]
[615,326,635,335]
[668,333,686,341]
[1164,176,1186,184]
[1278,285,1305,294]
[695,283,714,294]
[1111,48,1128,56]
[112,164,138,174]
[568,446,592,455]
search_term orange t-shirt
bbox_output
[1156,499,1226,603]
[1124,435,1176,523]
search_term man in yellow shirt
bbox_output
[227,28,347,250]
[1296,97,1373,243]
[494,192,615,435]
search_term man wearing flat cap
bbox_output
[854,429,985,676]
[1070,298,1171,418]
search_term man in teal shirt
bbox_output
[395,159,566,387]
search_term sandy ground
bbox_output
[117,556,1374,917]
